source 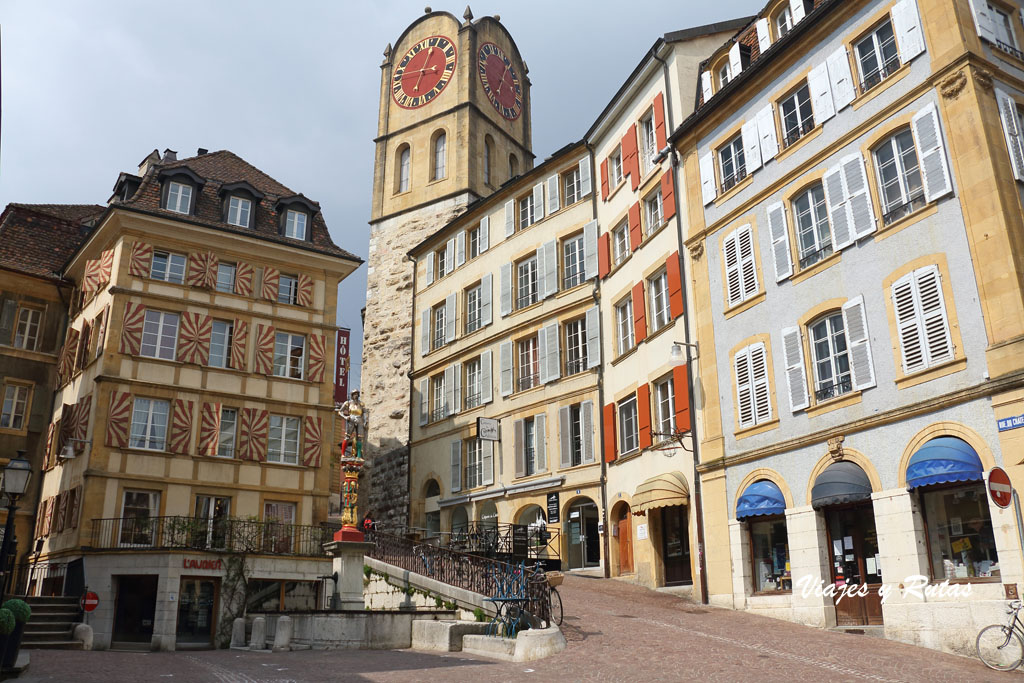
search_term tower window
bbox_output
[509,153,519,179]
[484,135,494,186]
[432,131,447,181]
[397,145,411,193]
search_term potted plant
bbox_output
[2,600,30,669]
[0,608,15,668]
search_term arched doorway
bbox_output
[450,505,469,533]
[564,497,600,569]
[612,502,633,575]
[479,500,498,529]
[424,479,441,538]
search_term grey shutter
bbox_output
[826,47,856,112]
[585,305,600,369]
[893,272,926,374]
[842,154,876,240]
[537,324,550,384]
[456,231,467,267]
[808,62,835,124]
[541,239,558,298]
[480,349,493,404]
[915,266,954,366]
[419,378,429,426]
[700,71,713,102]
[741,119,762,173]
[479,216,490,252]
[514,419,525,478]
[420,309,430,356]
[892,0,925,63]
[547,175,560,214]
[444,365,456,417]
[822,163,853,250]
[911,103,953,203]
[453,361,463,413]
[583,220,598,281]
[425,257,434,286]
[728,42,742,77]
[444,293,456,344]
[579,156,592,196]
[737,225,759,300]
[445,238,455,274]
[533,183,545,221]
[559,406,572,468]
[450,441,462,493]
[781,326,809,412]
[789,0,806,23]
[481,272,493,326]
[499,262,512,317]
[534,413,547,472]
[997,88,1024,182]
[699,152,716,205]
[543,322,560,383]
[481,440,494,486]
[756,104,779,162]
[0,300,17,345]
[750,343,772,423]
[968,0,997,43]
[504,199,515,237]
[755,18,771,53]
[841,295,876,391]
[735,348,755,428]
[499,340,513,397]
[767,201,793,282]
[581,400,595,464]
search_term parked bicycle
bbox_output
[976,599,1024,670]
[526,562,563,628]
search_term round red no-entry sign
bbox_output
[989,467,1013,509]
[80,591,99,612]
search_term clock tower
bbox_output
[362,7,532,526]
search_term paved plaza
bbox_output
[20,575,1012,682]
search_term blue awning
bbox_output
[906,437,983,489]
[811,461,873,509]
[736,480,786,519]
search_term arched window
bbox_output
[509,153,519,179]
[484,135,494,186]
[808,311,852,401]
[424,479,441,538]
[432,131,446,181]
[396,144,411,193]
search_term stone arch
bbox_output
[483,134,495,186]
[394,142,412,193]
[515,503,546,525]
[897,421,997,487]
[804,447,882,507]
[733,467,795,519]
[430,128,449,181]
[509,152,519,178]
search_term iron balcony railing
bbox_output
[782,118,815,149]
[882,192,926,226]
[430,406,448,422]
[89,516,340,557]
[859,56,902,93]
[516,291,539,310]
[995,40,1024,62]
[565,356,587,377]
[720,166,748,193]
[815,375,853,402]
[798,243,835,270]
[517,371,540,392]
[563,271,585,290]
[465,391,482,410]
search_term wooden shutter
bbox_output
[444,293,457,343]
[583,220,598,281]
[95,305,110,360]
[42,498,53,537]
[603,403,616,462]
[781,326,809,413]
[789,0,806,23]
[581,401,595,464]
[198,402,222,456]
[54,491,68,533]
[82,259,101,295]
[0,300,15,347]
[541,239,558,298]
[826,47,856,112]
[891,0,924,62]
[755,104,779,162]
[443,365,455,416]
[480,349,493,404]
[535,413,547,471]
[58,403,74,456]
[755,18,771,52]
[751,343,772,423]
[44,422,55,471]
[445,237,456,273]
[723,231,743,306]
[187,252,214,287]
[893,273,924,374]
[421,309,430,356]
[911,103,953,203]
[128,242,153,278]
[514,419,525,477]
[969,0,998,42]
[699,152,716,205]
[533,183,545,222]
[632,282,647,344]
[547,175,560,215]
[542,322,560,383]
[302,416,323,467]
[241,408,268,462]
[419,378,429,426]
[234,262,254,296]
[499,262,512,317]
[915,266,954,366]
[425,256,434,286]
[598,233,611,279]
[637,383,652,449]
[453,361,462,412]
[559,406,572,468]
[169,399,194,454]
[842,296,877,391]
[176,312,212,365]
[823,163,853,249]
[997,88,1024,182]
[230,319,249,371]
[61,328,80,383]
[253,324,275,375]
[481,273,493,326]
[700,71,713,102]
[308,333,327,383]
[735,348,755,428]
[628,202,642,251]
[622,124,640,190]
[261,267,280,301]
[451,441,462,492]
[579,156,592,197]
[296,274,314,307]
[741,119,763,173]
[481,441,494,485]
[728,42,743,78]
[73,395,92,453]
[119,302,146,355]
[585,306,600,369]
[105,391,132,448]
[767,201,793,282]
[841,154,876,240]
[456,230,467,267]
[600,159,610,200]
[98,249,115,287]
[479,216,490,252]
[672,365,691,433]
[666,252,684,319]
[504,199,515,237]
[70,486,82,529]
[661,172,676,221]
[653,92,667,151]
[499,340,513,397]
[808,62,835,124]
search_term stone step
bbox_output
[24,631,74,642]
[25,597,79,606]
[22,641,83,650]
[462,634,517,661]
[25,623,73,634]
[26,612,76,622]
[831,625,886,638]
[412,619,490,652]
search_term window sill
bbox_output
[723,291,766,320]
[640,320,677,347]
[774,125,823,164]
[804,390,862,418]
[713,173,754,207]
[750,590,793,598]
[556,281,591,299]
[555,460,600,474]
[607,251,633,280]
[872,202,939,242]
[611,345,639,367]
[894,356,967,390]
[735,418,780,440]
[606,179,627,203]
[993,45,1024,72]
[641,220,669,246]
[638,166,663,195]
[610,448,642,465]
[790,250,841,286]
[513,470,551,482]
[0,427,29,438]
[512,299,545,318]
[852,63,911,111]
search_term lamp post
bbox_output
[0,453,33,603]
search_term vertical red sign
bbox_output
[334,328,351,404]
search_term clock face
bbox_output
[392,35,457,109]
[478,42,522,120]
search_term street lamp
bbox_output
[669,341,698,366]
[0,453,33,603]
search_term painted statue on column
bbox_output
[335,390,368,541]
[337,390,367,460]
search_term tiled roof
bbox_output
[0,204,103,280]
[116,150,361,263]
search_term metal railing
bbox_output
[430,407,448,423]
[720,167,748,193]
[89,516,340,557]
[859,56,902,93]
[11,562,67,597]
[517,371,539,392]
[882,192,926,226]
[782,118,815,149]
[465,313,481,334]
[465,391,482,410]
[516,292,539,310]
[995,40,1024,61]
[565,356,587,376]
[815,375,853,402]
[798,243,834,270]
[563,271,585,290]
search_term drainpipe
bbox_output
[404,252,419,532]
[654,48,709,605]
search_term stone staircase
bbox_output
[22,596,82,649]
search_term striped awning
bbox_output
[633,472,690,513]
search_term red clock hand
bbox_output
[413,47,434,92]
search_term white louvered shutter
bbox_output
[915,266,954,367]
[541,239,558,298]
[997,88,1024,182]
[701,71,713,102]
[482,440,494,486]
[547,175,560,214]
[581,400,595,463]
[538,323,550,384]
[533,183,545,221]
[583,220,598,280]
[822,164,853,250]
[481,272,493,326]
[444,365,455,416]
[911,103,953,203]
[419,378,429,426]
[453,361,462,413]
[750,343,772,424]
[425,256,434,286]
[891,0,925,63]
[826,47,856,112]
[444,293,456,344]
[559,406,572,468]
[808,62,835,124]
[534,413,547,471]
[893,273,925,374]
[729,42,743,77]
[755,18,771,53]
[841,295,876,391]
[479,216,490,252]
[766,201,793,282]
[504,199,515,237]
[450,441,462,492]
[579,156,592,196]
[741,119,763,173]
[543,322,560,383]
[456,231,467,267]
[499,263,512,317]
[735,348,755,428]
[737,225,759,300]
[781,326,809,412]
[842,154,876,240]
[421,309,430,356]
[480,349,493,404]
[723,231,743,306]
[789,0,806,23]
[514,419,525,478]
[756,104,779,162]
[445,238,455,274]
[968,0,997,43]
[499,340,513,397]
[699,152,717,205]
[585,305,600,369]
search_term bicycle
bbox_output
[976,599,1024,670]
[526,563,563,628]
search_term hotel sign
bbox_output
[335,328,351,403]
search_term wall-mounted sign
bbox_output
[334,328,351,404]
[546,492,560,524]
[477,417,499,441]
[183,558,224,571]
[998,413,1024,432]
[637,523,648,540]
[512,524,528,559]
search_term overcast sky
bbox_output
[0,0,755,389]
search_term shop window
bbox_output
[750,517,791,593]
[922,482,999,580]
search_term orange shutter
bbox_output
[600,159,610,200]
[661,170,676,221]
[673,365,692,433]
[198,403,222,456]
[302,416,323,467]
[598,232,611,279]
[603,403,617,462]
[105,391,133,448]
[653,92,667,151]
[69,486,82,529]
[169,399,194,454]
[632,281,647,343]
[235,262,254,296]
[253,324,275,375]
[128,242,153,278]
[119,302,146,355]
[307,333,327,383]
[622,124,640,191]
[628,202,642,251]
[296,274,314,307]
[176,312,212,365]
[230,319,249,371]
[666,251,685,319]
[98,248,115,287]
[637,383,652,449]
[261,267,280,301]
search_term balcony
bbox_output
[798,244,834,270]
[89,516,339,557]
[517,371,539,392]
[859,56,901,94]
[814,376,853,402]
[995,40,1024,62]
[465,391,482,410]
[720,167,747,193]
[782,118,815,149]
[882,192,926,226]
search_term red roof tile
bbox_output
[0,204,103,280]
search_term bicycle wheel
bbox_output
[549,588,563,627]
[976,624,1024,671]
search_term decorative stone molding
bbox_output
[689,242,704,261]
[940,66,993,100]
[827,435,845,462]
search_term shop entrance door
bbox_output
[177,578,218,647]
[565,500,600,569]
[825,503,883,626]
[617,513,633,574]
[112,575,158,643]
[662,505,692,585]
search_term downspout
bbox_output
[654,48,709,605]
[404,253,419,530]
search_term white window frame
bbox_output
[617,395,639,455]
[285,211,307,240]
[468,226,481,259]
[616,296,635,356]
[873,128,924,220]
[0,383,29,431]
[612,222,629,266]
[119,490,160,547]
[855,19,900,91]
[780,84,815,148]
[227,196,251,228]
[399,147,411,193]
[130,397,170,450]
[644,189,664,234]
[273,332,306,380]
[209,320,234,368]
[564,318,587,376]
[563,167,582,205]
[267,414,300,464]
[563,234,586,289]
[431,373,446,421]
[140,310,179,360]
[166,181,192,214]
[433,132,447,180]
[465,438,482,489]
[609,148,624,187]
[523,417,537,476]
[640,111,658,174]
[151,251,187,284]
[278,274,299,305]
[775,6,793,38]
[568,403,584,467]
[517,336,540,392]
[216,262,236,293]
[809,312,853,401]
[465,358,482,409]
[433,304,447,350]
[793,183,833,269]
[465,284,482,333]
[516,256,539,310]
[13,307,41,351]
[218,407,237,457]
[654,377,675,441]
[518,194,536,230]
[648,270,671,333]
[718,61,733,89]
[718,135,746,192]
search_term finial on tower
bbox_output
[424,6,431,13]
[382,42,392,65]
[463,5,473,24]
[494,14,500,21]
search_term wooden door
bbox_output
[617,517,633,574]
[825,503,883,626]
[662,506,692,585]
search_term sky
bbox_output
[0,0,756,389]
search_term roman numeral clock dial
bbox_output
[478,42,522,120]
[392,35,458,109]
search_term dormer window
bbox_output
[218,181,264,228]
[275,195,318,240]
[157,166,205,216]
[285,210,307,240]
[228,197,252,228]
[167,182,192,214]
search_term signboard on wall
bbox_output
[477,417,499,441]
[546,492,560,524]
[334,328,351,403]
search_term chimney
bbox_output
[197,148,208,156]
[137,149,161,175]
[162,148,177,162]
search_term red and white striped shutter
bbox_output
[198,402,222,456]
[96,305,110,359]
[129,242,153,278]
[261,267,280,301]
[176,312,212,365]
[203,252,218,289]
[98,249,115,287]
[82,259,101,295]
[253,325,275,375]
[105,391,133,448]
[62,328,80,382]
[187,253,207,287]
[248,409,269,462]
[74,395,92,453]
[196,314,212,365]
[58,403,74,456]
[307,333,327,383]
[119,302,146,355]
[302,416,323,467]
[42,498,54,536]
[237,409,254,460]
[235,262,255,296]
[296,274,314,307]
[54,492,68,533]
[230,319,249,371]
[70,486,82,529]
[169,399,194,454]
[35,501,46,537]
[44,422,55,470]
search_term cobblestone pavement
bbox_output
[21,575,1015,682]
